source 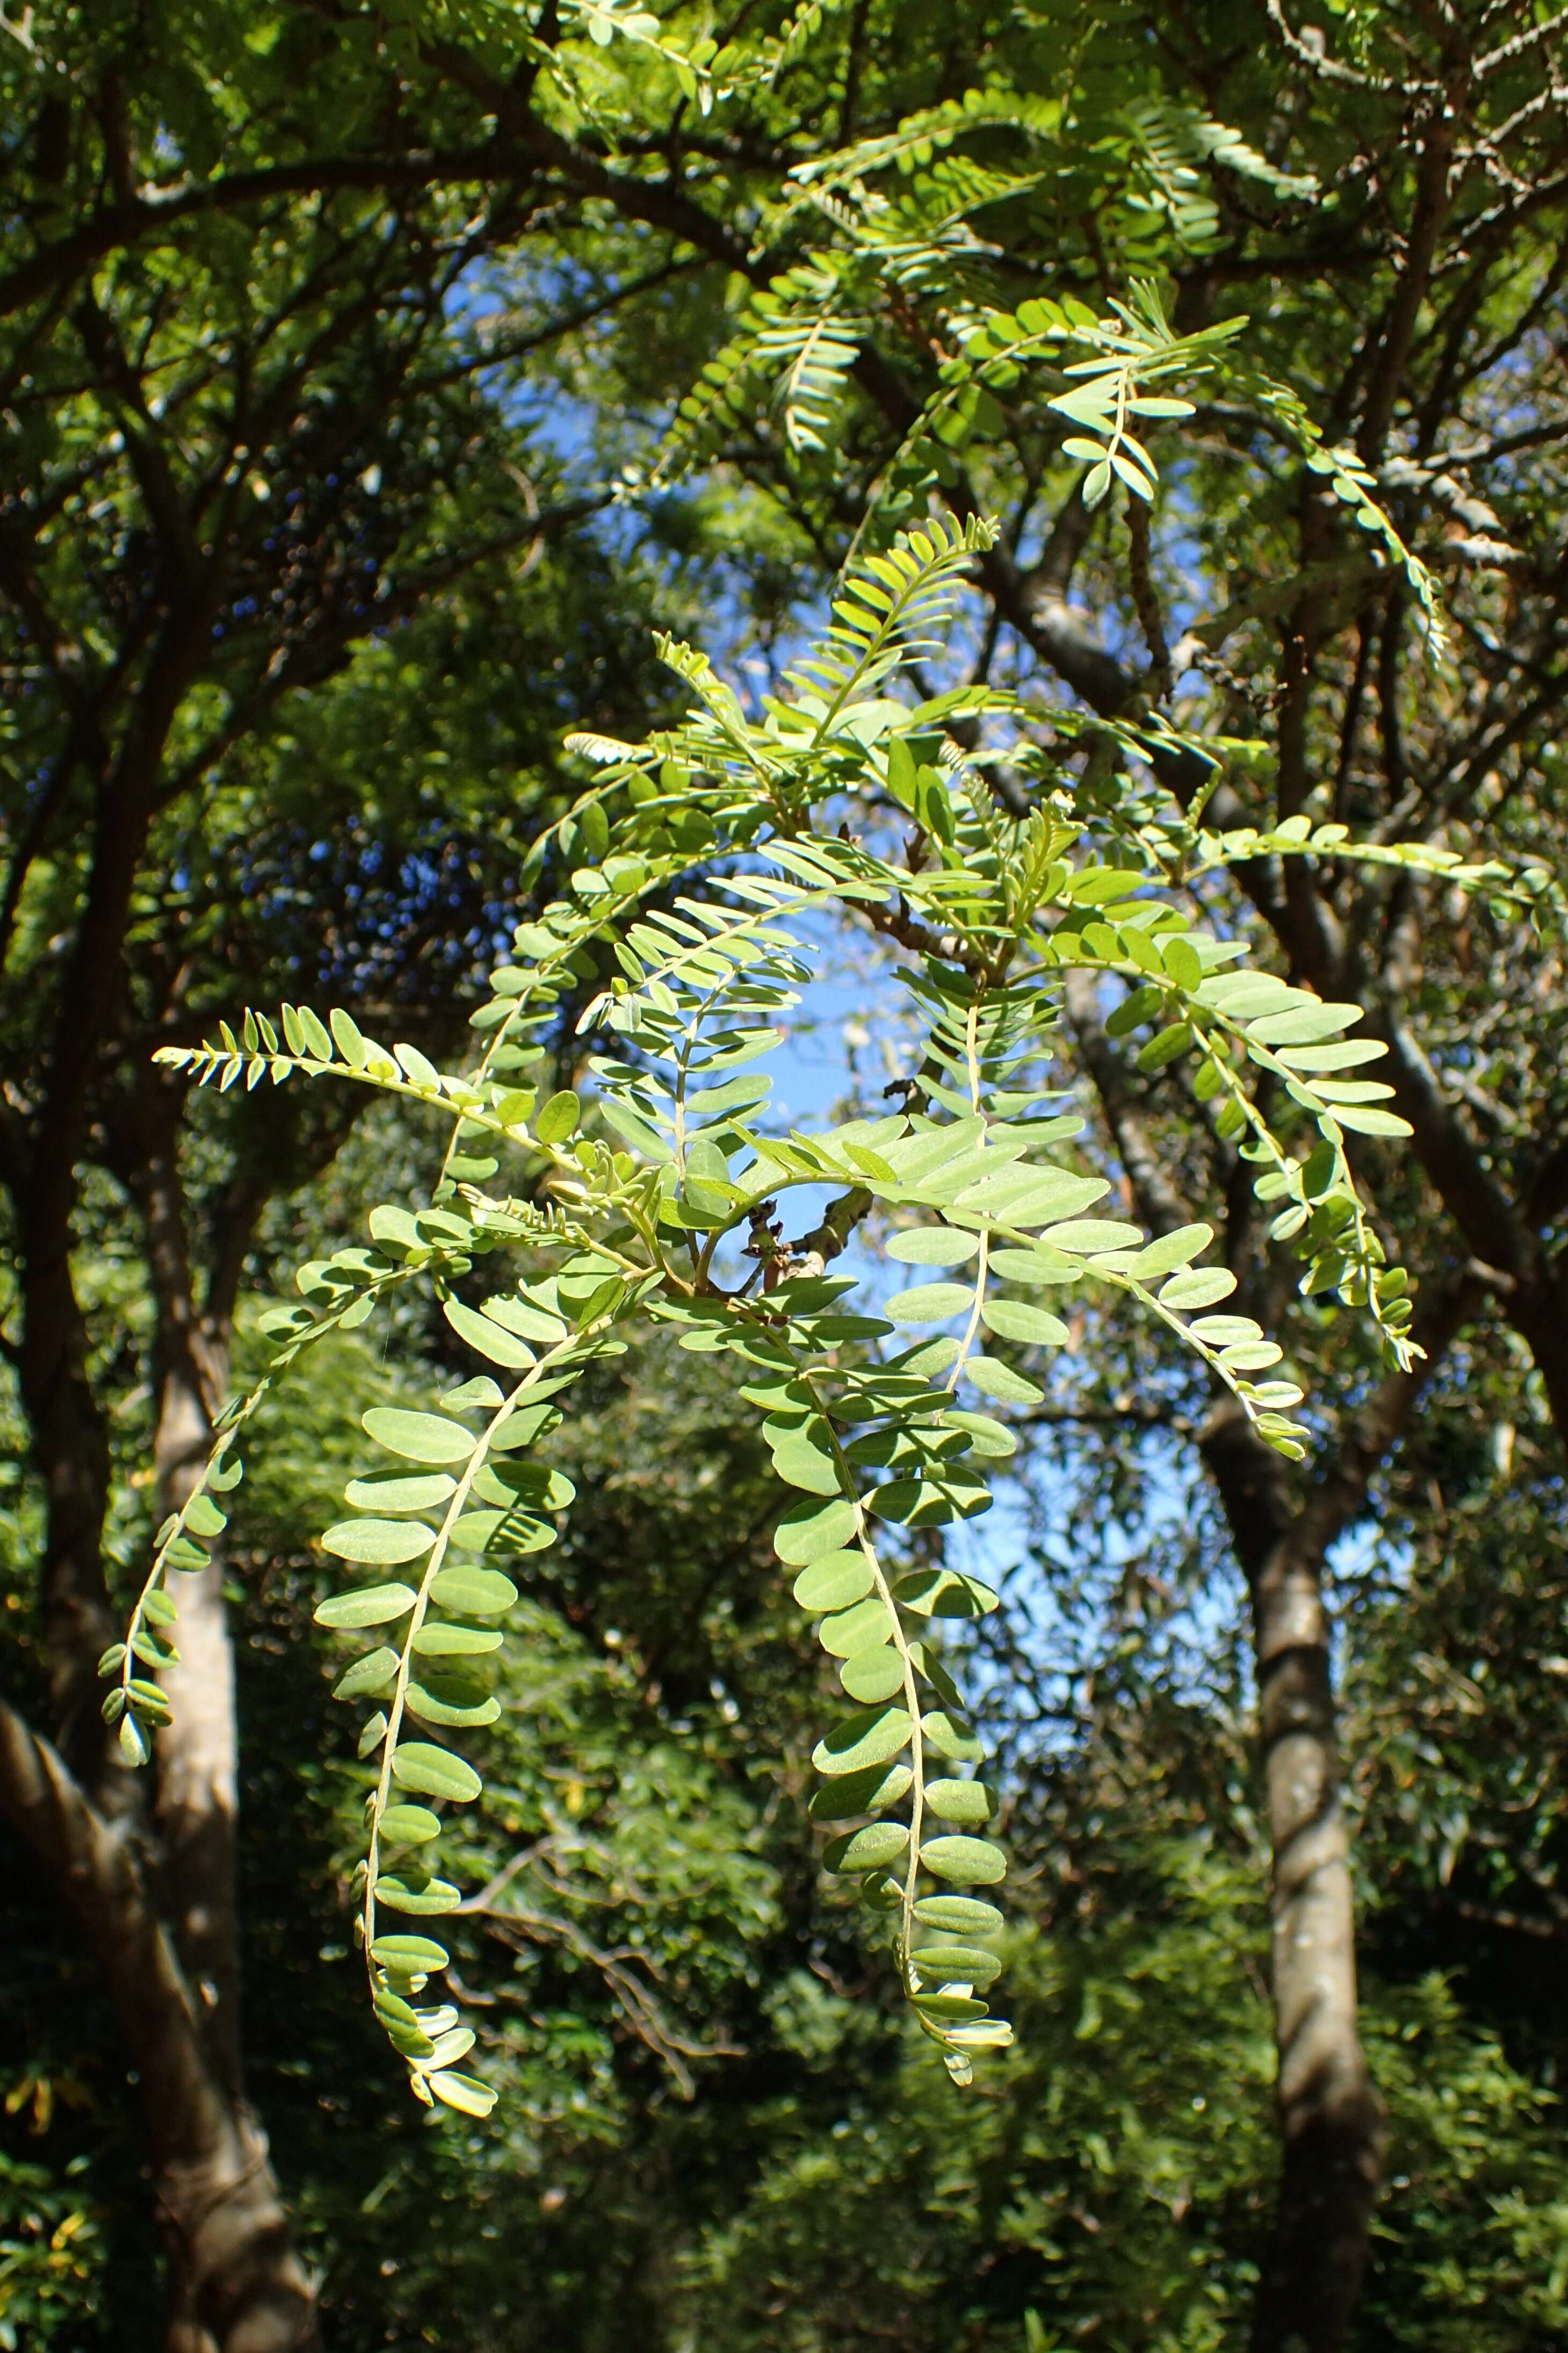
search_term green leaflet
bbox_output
[536,1089,581,1143]
[406,1683,502,1729]
[921,1834,1007,1885]
[818,1596,895,1656]
[921,1711,986,1763]
[774,1498,858,1563]
[944,1411,1017,1457]
[1246,1003,1360,1044]
[791,1553,875,1611]
[413,1624,503,1657]
[370,1934,449,1975]
[1038,1218,1144,1253]
[378,1805,442,1846]
[886,1228,980,1264]
[1121,1224,1213,1279]
[1159,1267,1238,1309]
[375,1874,463,1915]
[964,1357,1044,1405]
[315,1584,418,1629]
[886,1282,975,1324]
[981,1299,1070,1345]
[910,1942,1003,1988]
[333,1647,401,1700]
[429,1567,519,1616]
[807,1762,914,1820]
[895,1568,999,1617]
[362,1408,476,1464]
[443,1297,536,1369]
[322,1519,436,1565]
[840,1645,906,1702]
[391,1744,483,1802]
[924,1778,995,1823]
[811,1706,914,1776]
[427,2071,497,2119]
[823,1821,910,1873]
[913,1895,1003,1934]
[344,1472,457,1513]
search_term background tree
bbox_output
[3,4,1567,2352]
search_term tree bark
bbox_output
[1202,1411,1385,2353]
[0,1699,319,2353]
[136,1093,250,2102]
[154,1364,247,2105]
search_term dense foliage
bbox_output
[3,1,1566,2350]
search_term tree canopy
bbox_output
[2,5,1566,2352]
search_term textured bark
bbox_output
[13,1247,124,1792]
[1203,1413,1385,2353]
[137,1095,249,2102]
[155,1365,245,2103]
[0,1700,319,2353]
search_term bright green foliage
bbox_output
[121,499,1459,2113]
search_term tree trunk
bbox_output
[0,1699,320,2353]
[15,1246,126,1795]
[154,1348,246,2102]
[1247,1522,1385,2351]
[1200,1405,1385,2353]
